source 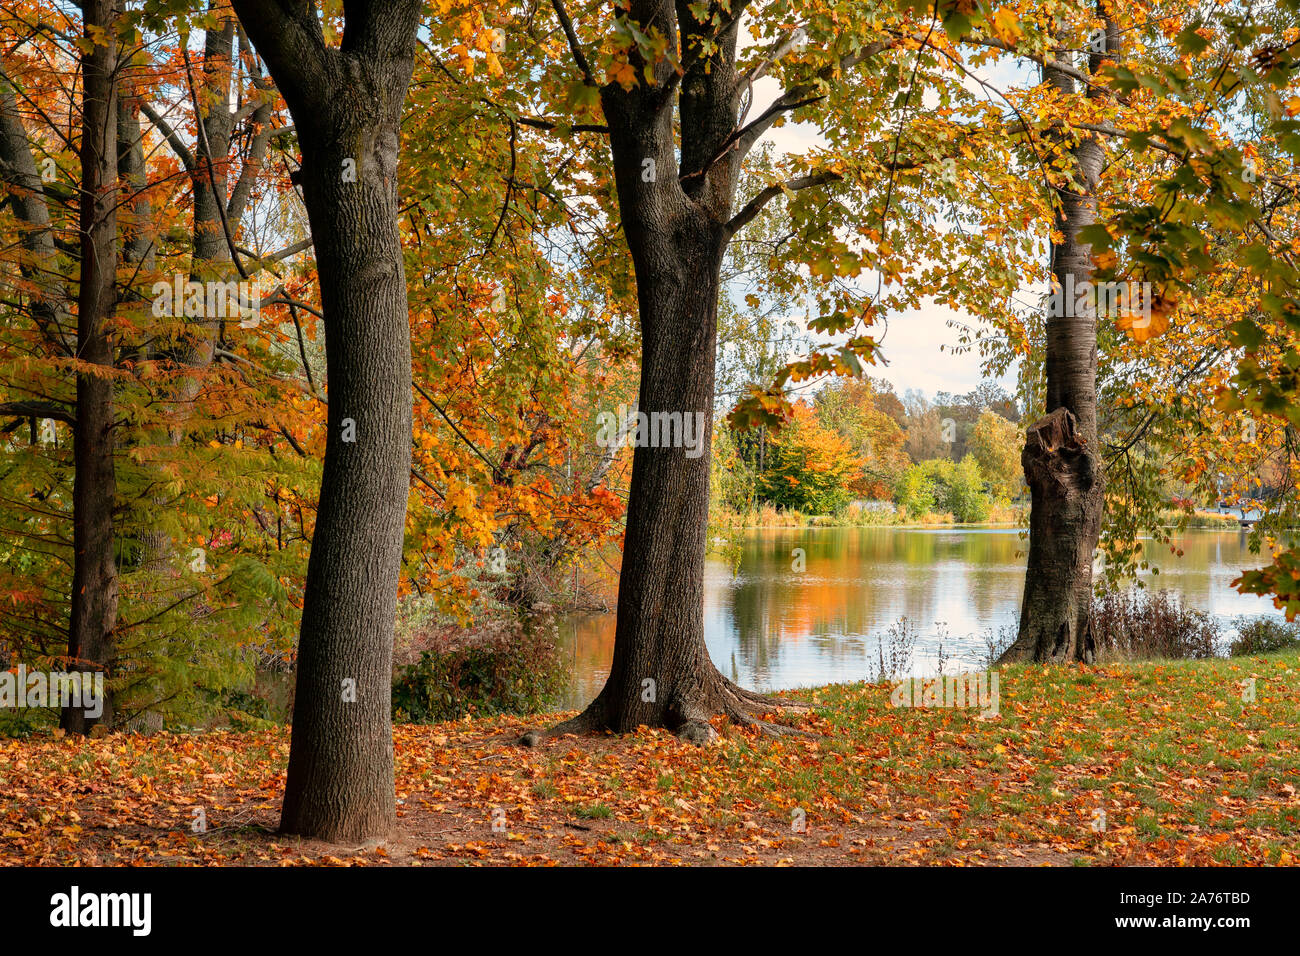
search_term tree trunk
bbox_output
[0,74,71,356]
[525,1,808,744]
[179,14,236,391]
[138,13,237,580]
[139,8,276,571]
[232,0,423,843]
[575,228,728,737]
[1008,408,1103,662]
[64,0,120,733]
[1002,12,1116,665]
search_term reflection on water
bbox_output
[556,527,1284,709]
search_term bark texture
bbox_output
[524,1,826,744]
[0,72,71,356]
[1009,408,1104,662]
[64,0,121,733]
[232,0,422,843]
[1002,9,1117,665]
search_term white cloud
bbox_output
[736,38,1037,399]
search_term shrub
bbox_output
[1090,589,1219,660]
[893,466,935,518]
[942,456,992,523]
[1230,617,1300,656]
[895,457,993,523]
[392,622,566,723]
[873,617,918,681]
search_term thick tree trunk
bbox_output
[1003,180,1106,664]
[524,2,807,744]
[64,0,120,733]
[278,107,411,842]
[1002,13,1115,665]
[570,230,729,738]
[1008,408,1103,662]
[232,0,423,843]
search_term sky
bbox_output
[744,33,1035,399]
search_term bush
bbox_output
[893,466,936,518]
[392,622,566,723]
[895,457,992,523]
[942,456,991,523]
[1230,617,1300,656]
[1090,589,1219,660]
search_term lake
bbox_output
[556,526,1285,708]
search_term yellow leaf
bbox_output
[991,9,1023,44]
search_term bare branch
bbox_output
[236,237,313,265]
[550,0,596,87]
[732,41,891,161]
[0,401,74,425]
[958,34,1099,92]
[139,101,196,173]
[741,25,807,87]
[725,171,841,238]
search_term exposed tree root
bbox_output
[708,671,818,738]
[716,673,812,713]
[519,666,816,746]
[519,707,604,747]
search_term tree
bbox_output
[1,1,303,732]
[896,456,991,522]
[757,400,861,514]
[870,378,908,428]
[230,0,425,843]
[969,409,1022,500]
[2,0,632,742]
[1079,1,1300,615]
[942,455,991,523]
[814,377,908,497]
[894,464,935,518]
[65,0,122,733]
[904,406,948,462]
[514,0,1046,742]
[999,6,1118,664]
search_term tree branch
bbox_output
[725,171,841,237]
[550,0,596,87]
[139,101,196,173]
[0,401,75,425]
[731,40,892,162]
[957,34,1100,93]
[228,0,330,116]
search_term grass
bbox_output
[710,500,1028,531]
[708,504,1243,533]
[3,649,1299,865]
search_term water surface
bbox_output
[556,526,1283,708]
